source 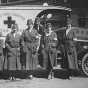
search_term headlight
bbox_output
[83,46,88,49]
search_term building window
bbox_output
[78,17,86,27]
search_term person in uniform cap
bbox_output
[5,24,21,80]
[20,19,33,71]
[27,19,33,25]
[66,20,78,79]
[42,23,58,79]
[34,17,45,68]
[20,19,40,79]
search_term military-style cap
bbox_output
[27,19,33,25]
[35,17,40,22]
[46,23,52,28]
[11,24,18,30]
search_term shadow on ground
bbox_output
[0,68,83,80]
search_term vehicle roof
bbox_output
[0,5,71,11]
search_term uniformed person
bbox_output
[42,23,58,79]
[20,19,40,79]
[66,23,78,79]
[5,24,21,80]
[34,17,45,68]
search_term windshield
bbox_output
[37,9,69,30]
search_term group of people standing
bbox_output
[0,17,58,80]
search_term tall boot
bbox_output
[27,70,33,80]
[51,71,54,79]
[11,71,16,81]
[48,69,53,80]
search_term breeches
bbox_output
[42,48,57,69]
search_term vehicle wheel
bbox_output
[82,54,88,76]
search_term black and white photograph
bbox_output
[0,0,88,88]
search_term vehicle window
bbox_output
[37,9,68,30]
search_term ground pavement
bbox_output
[0,69,88,88]
[0,77,88,88]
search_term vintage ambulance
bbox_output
[0,2,88,77]
[4,3,88,76]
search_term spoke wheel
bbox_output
[82,54,88,76]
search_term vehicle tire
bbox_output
[81,53,88,76]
